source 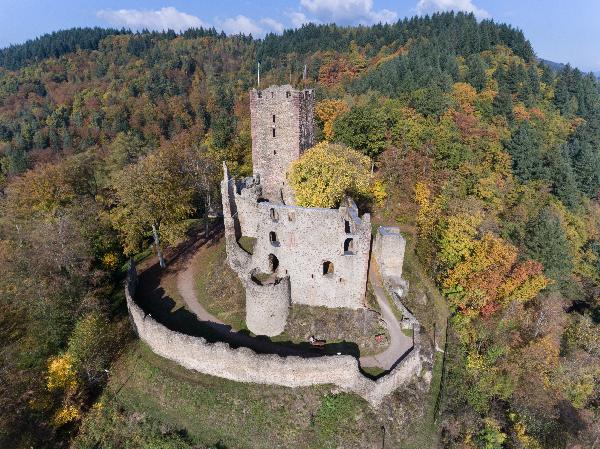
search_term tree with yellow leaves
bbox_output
[315,99,348,141]
[289,142,372,208]
[110,141,195,268]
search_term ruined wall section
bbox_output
[250,85,314,204]
[220,166,252,278]
[245,274,291,336]
[374,227,406,285]
[223,172,370,310]
[252,201,370,309]
[125,265,422,407]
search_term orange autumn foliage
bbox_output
[315,99,349,140]
[442,230,548,317]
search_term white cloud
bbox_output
[96,7,204,32]
[220,15,264,36]
[299,0,397,25]
[287,11,311,28]
[260,18,285,34]
[415,0,490,20]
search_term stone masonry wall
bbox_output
[374,227,406,284]
[222,171,370,310]
[250,85,314,204]
[125,264,422,407]
[245,274,291,336]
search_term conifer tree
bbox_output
[466,54,487,91]
[504,122,544,182]
[525,207,573,283]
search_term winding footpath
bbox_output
[175,237,412,370]
[360,263,413,369]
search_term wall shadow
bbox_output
[135,248,360,360]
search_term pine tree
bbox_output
[525,207,573,282]
[466,54,487,91]
[567,138,600,197]
[494,87,514,121]
[545,146,579,208]
[504,122,544,182]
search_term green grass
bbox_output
[365,282,381,314]
[237,236,256,255]
[429,350,446,422]
[401,231,449,349]
[361,366,387,377]
[194,239,247,331]
[402,327,415,337]
[73,341,426,449]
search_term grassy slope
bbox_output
[76,341,420,449]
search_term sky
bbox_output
[0,0,598,72]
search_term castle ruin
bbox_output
[124,85,422,407]
[221,84,398,337]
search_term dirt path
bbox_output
[359,262,413,370]
[176,242,225,324]
[173,235,411,370]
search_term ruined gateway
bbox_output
[221,84,405,336]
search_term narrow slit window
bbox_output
[269,231,279,246]
[272,128,276,137]
[272,114,276,123]
[344,220,351,233]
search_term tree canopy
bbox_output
[289,142,372,208]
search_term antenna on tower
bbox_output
[257,62,260,88]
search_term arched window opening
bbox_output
[269,231,279,246]
[269,208,279,222]
[322,261,334,276]
[344,238,354,255]
[268,254,279,272]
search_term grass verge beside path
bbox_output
[74,341,426,449]
[194,239,247,331]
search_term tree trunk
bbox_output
[152,223,165,268]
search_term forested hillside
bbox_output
[0,12,599,448]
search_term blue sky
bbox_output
[0,0,598,72]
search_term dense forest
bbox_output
[0,12,599,448]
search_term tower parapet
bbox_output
[250,84,314,204]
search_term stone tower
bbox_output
[250,84,314,204]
